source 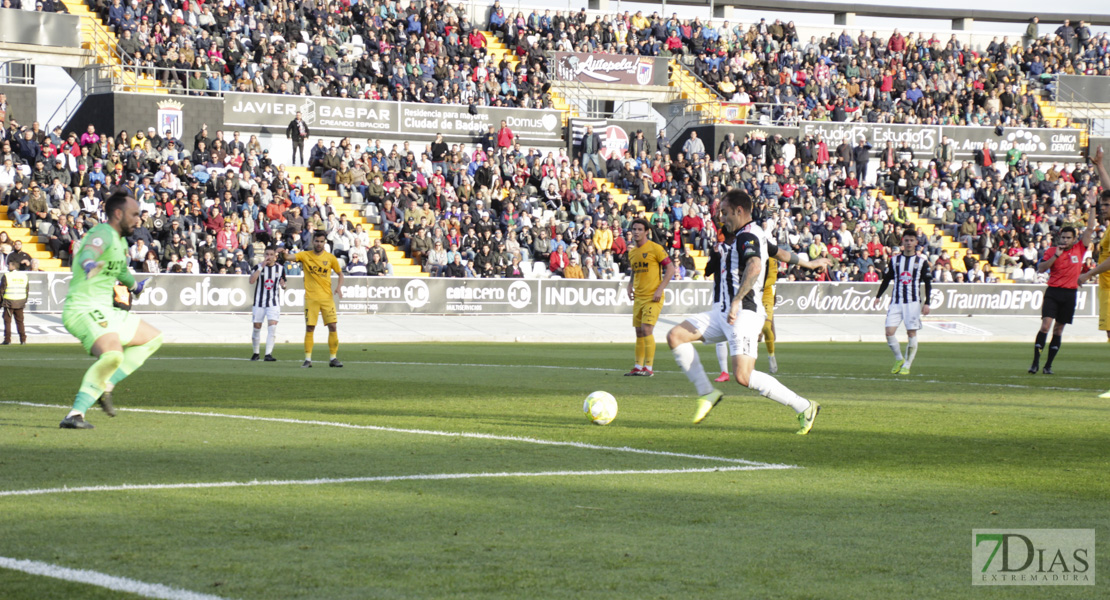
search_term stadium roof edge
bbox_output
[653,0,1110,26]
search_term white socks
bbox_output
[675,342,808,414]
[266,324,277,355]
[252,328,261,353]
[748,371,810,413]
[905,337,919,368]
[887,335,903,360]
[716,342,729,373]
[672,343,714,396]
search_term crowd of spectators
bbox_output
[5,0,1110,123]
[660,128,1101,284]
[0,90,703,279]
[5,0,1090,127]
[0,96,1100,285]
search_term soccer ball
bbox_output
[583,391,618,426]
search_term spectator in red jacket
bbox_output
[497,120,514,148]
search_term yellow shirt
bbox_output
[296,250,341,301]
[764,257,778,294]
[628,240,670,299]
[1099,234,1110,288]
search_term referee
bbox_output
[1030,206,1095,375]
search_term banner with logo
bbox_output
[538,280,713,315]
[799,121,941,155]
[773,282,1096,317]
[568,118,657,163]
[222,93,563,144]
[944,126,1081,161]
[26,274,1095,318]
[550,52,670,87]
[794,121,1080,161]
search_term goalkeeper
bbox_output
[59,191,163,429]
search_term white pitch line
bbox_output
[0,556,232,600]
[0,465,788,498]
[0,402,790,468]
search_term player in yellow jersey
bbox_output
[284,231,345,368]
[625,218,676,376]
[760,255,780,374]
[1077,146,1110,397]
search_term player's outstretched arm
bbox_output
[1079,255,1110,284]
[1089,146,1109,189]
[1082,205,1097,247]
[773,245,828,271]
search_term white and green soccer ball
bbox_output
[583,391,618,426]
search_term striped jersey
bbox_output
[716,220,770,316]
[885,253,931,304]
[252,263,286,308]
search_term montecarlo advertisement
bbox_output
[773,282,1096,317]
[797,122,1081,161]
[23,274,1096,317]
[222,92,564,144]
[550,52,670,87]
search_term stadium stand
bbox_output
[0,2,1105,283]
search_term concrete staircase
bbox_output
[669,61,724,123]
[594,177,709,273]
[61,0,168,93]
[282,166,425,277]
[481,31,576,119]
[1036,98,1090,147]
[0,206,66,271]
[874,191,1013,283]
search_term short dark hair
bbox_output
[265,245,278,253]
[1061,226,1077,237]
[722,188,752,213]
[901,227,917,240]
[314,230,327,239]
[631,217,651,231]
[104,191,132,221]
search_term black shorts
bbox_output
[1042,286,1077,325]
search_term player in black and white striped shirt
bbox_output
[875,228,932,375]
[667,189,821,435]
[250,246,286,361]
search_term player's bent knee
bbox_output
[733,372,751,387]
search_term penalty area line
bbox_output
[1,401,793,469]
[0,465,792,498]
[0,556,233,600]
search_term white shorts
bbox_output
[685,308,764,359]
[885,301,922,331]
[252,305,281,324]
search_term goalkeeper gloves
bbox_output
[131,278,148,297]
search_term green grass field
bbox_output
[0,342,1107,599]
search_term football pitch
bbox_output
[0,342,1106,599]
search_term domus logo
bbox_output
[404,279,430,309]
